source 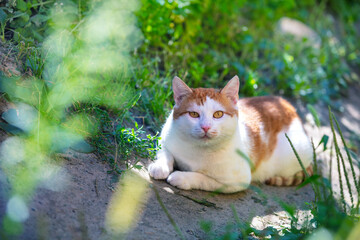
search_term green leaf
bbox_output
[16,0,28,12]
[134,121,138,129]
[0,8,7,25]
[30,14,48,27]
[20,13,30,23]
[133,165,143,169]
[317,134,329,151]
[307,104,321,127]
[277,200,297,220]
[296,174,321,190]
[236,149,255,171]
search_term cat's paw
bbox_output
[167,171,192,190]
[148,162,171,179]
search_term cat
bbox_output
[148,76,313,193]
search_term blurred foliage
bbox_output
[1,0,360,128]
[134,0,360,127]
[0,0,149,236]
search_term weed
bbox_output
[282,107,359,238]
[88,106,160,175]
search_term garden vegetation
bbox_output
[0,0,359,238]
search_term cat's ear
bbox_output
[172,76,193,105]
[221,75,239,104]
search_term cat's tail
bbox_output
[265,164,313,186]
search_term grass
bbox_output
[134,0,360,129]
[90,107,160,175]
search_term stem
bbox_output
[311,138,318,175]
[329,107,347,211]
[37,84,42,145]
[152,186,185,240]
[285,133,319,199]
[332,113,359,196]
[312,139,325,201]
[112,123,119,171]
[329,141,334,198]
[1,24,5,42]
[29,0,54,8]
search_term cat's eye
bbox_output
[213,111,224,119]
[189,112,200,118]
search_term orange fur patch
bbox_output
[265,164,313,186]
[238,96,299,169]
[173,88,238,119]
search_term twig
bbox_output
[176,192,220,209]
[94,178,99,197]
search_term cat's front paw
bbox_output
[167,171,192,190]
[148,162,171,180]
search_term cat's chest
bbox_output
[165,139,210,170]
[164,134,239,172]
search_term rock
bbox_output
[277,17,321,48]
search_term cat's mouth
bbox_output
[200,134,213,140]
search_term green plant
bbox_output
[133,0,359,129]
[86,105,160,175]
[116,122,159,167]
[130,58,173,130]
[0,0,143,236]
[0,0,54,43]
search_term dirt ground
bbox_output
[0,84,358,239]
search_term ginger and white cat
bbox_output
[148,76,312,193]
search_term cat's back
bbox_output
[238,96,299,133]
[237,96,306,170]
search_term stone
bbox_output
[277,17,321,48]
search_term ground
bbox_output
[0,83,359,239]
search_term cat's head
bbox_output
[172,76,239,146]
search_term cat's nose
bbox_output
[201,125,211,133]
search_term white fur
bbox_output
[148,98,312,193]
[251,118,312,182]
